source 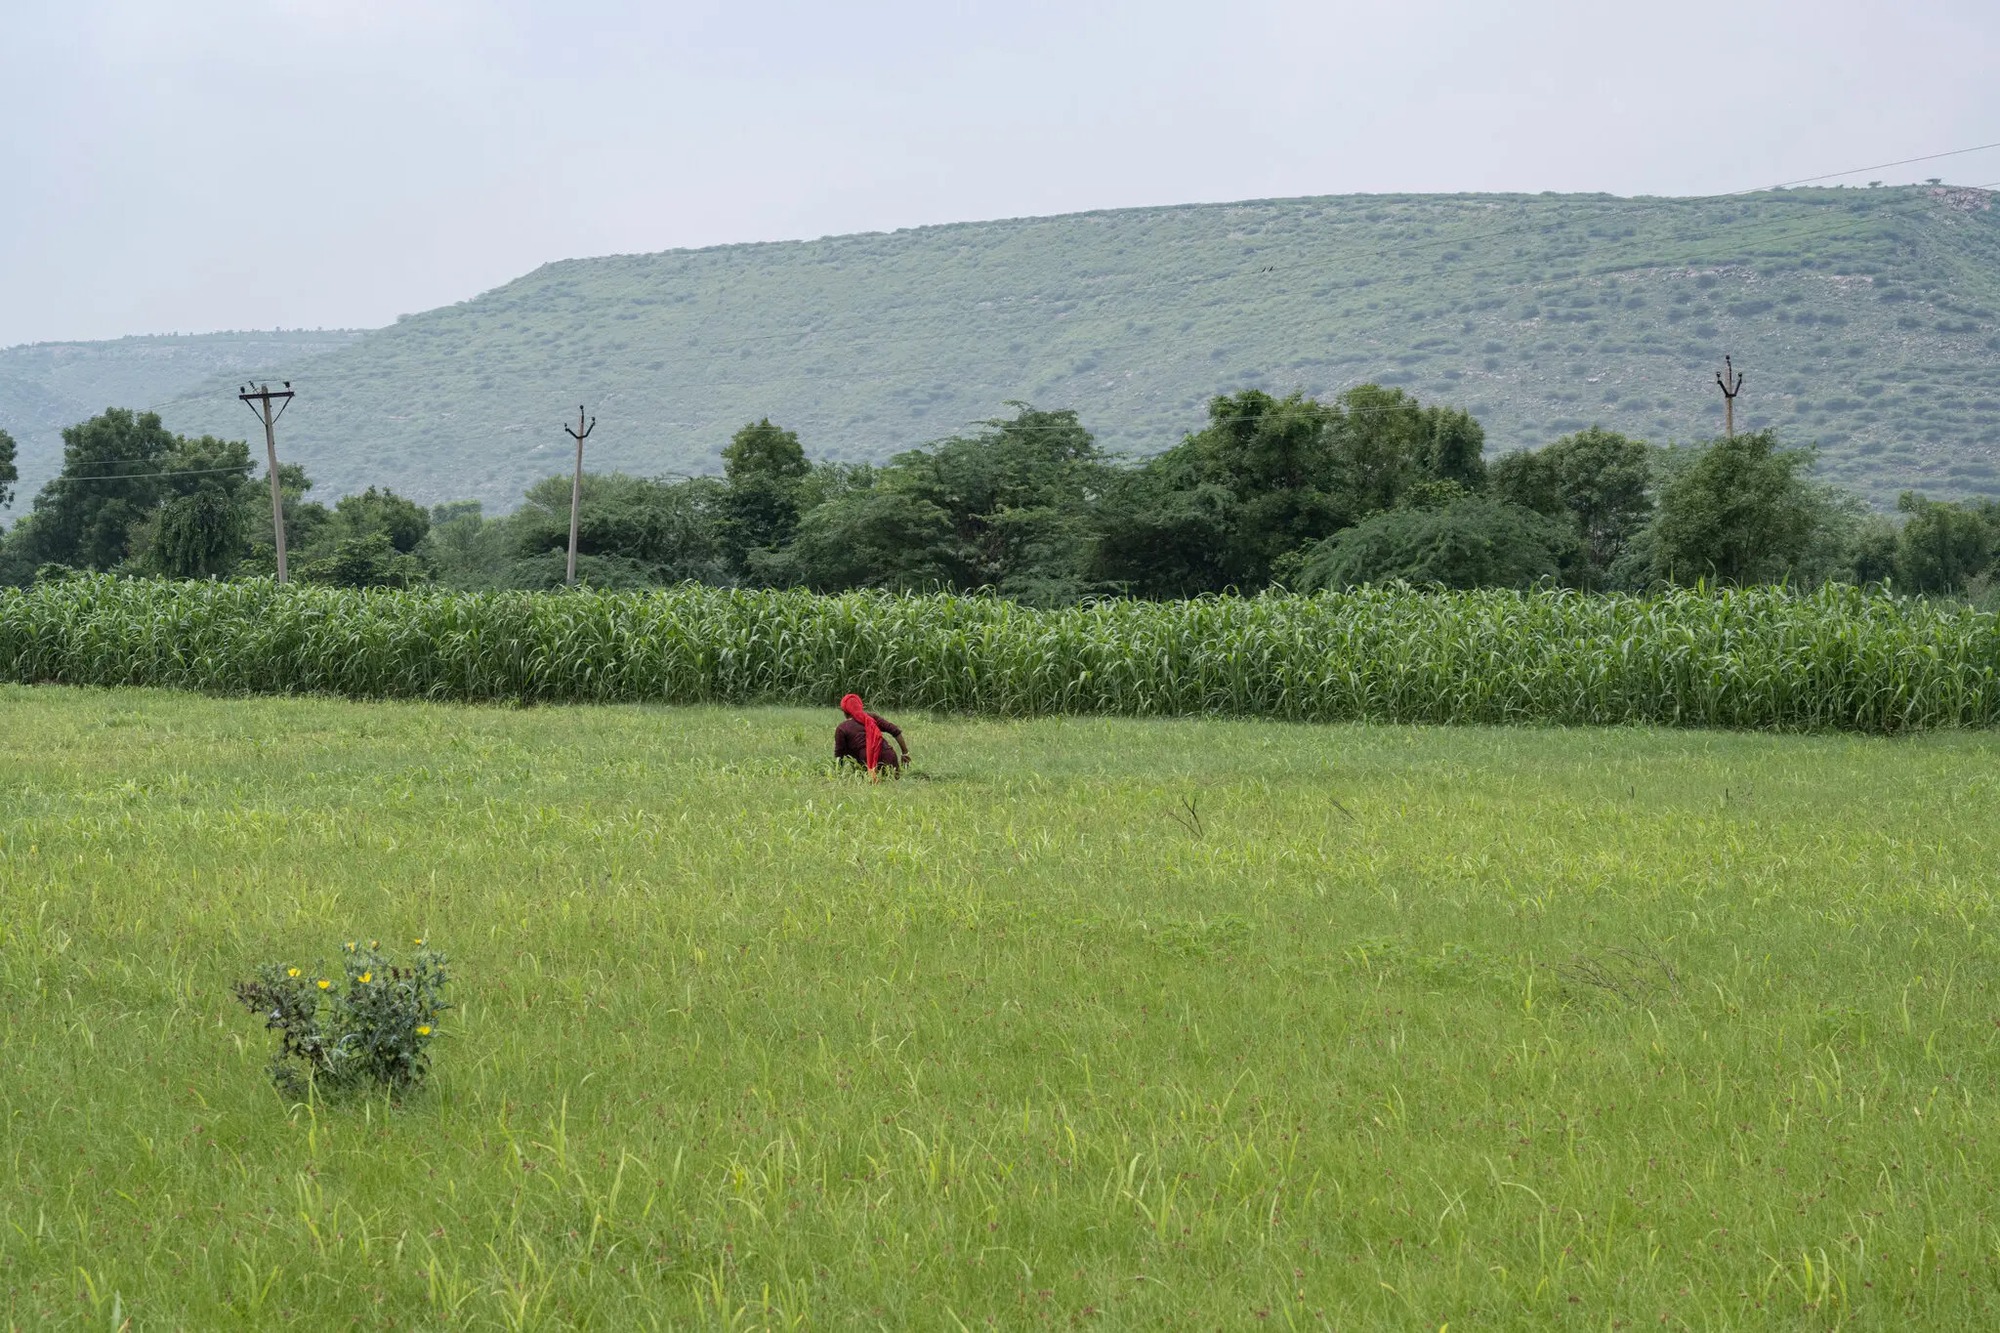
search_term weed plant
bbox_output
[234,939,449,1097]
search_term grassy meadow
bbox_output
[3,686,1999,1328]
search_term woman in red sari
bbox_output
[835,694,910,780]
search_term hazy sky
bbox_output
[4,0,1997,348]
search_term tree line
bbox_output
[2,385,1996,604]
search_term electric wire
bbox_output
[1757,142,2000,191]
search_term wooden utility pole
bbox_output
[1714,355,1744,438]
[564,405,596,587]
[239,382,295,582]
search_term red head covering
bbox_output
[840,693,882,771]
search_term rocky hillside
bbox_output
[14,187,1999,512]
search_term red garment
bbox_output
[834,717,902,769]
[839,693,883,771]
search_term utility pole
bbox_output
[239,381,295,583]
[564,405,596,587]
[1714,355,1744,438]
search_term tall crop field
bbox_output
[0,576,1995,731]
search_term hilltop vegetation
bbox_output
[0,330,363,501]
[117,185,2000,509]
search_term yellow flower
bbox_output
[358,971,373,984]
[415,1025,432,1037]
[286,967,300,978]
[413,937,425,946]
[316,979,331,990]
[369,939,378,948]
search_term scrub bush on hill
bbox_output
[1,576,1994,733]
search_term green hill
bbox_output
[50,187,2000,510]
[0,331,365,503]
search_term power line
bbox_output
[1758,140,2000,191]
[44,464,263,484]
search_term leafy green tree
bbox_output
[888,406,1105,599]
[1327,384,1490,522]
[1792,485,1873,590]
[1097,386,1490,595]
[25,410,254,573]
[240,463,333,577]
[1646,431,1819,586]
[1491,427,1653,588]
[332,487,431,553]
[723,417,811,483]
[422,501,514,589]
[1294,495,1577,591]
[504,472,728,588]
[778,406,1105,600]
[0,516,48,587]
[133,434,259,576]
[27,409,180,569]
[0,427,17,511]
[148,491,246,579]
[1847,514,1900,586]
[1089,461,1237,598]
[1894,493,1998,593]
[1413,403,1488,492]
[1488,448,1563,518]
[784,486,958,592]
[1202,390,1346,581]
[720,419,811,576]
[237,475,426,583]
[298,531,423,589]
[1097,390,1340,593]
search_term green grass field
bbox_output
[3,687,1999,1328]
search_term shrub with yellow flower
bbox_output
[235,936,451,1098]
